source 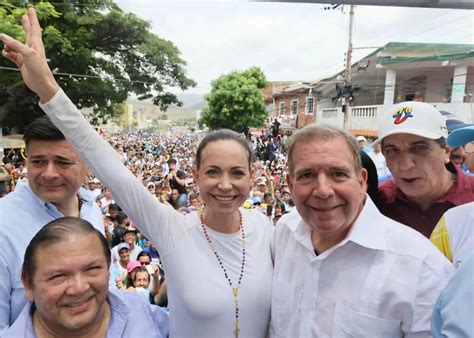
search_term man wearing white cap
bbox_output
[375,101,474,238]
[356,135,372,153]
[88,177,102,199]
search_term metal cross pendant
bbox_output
[233,287,238,297]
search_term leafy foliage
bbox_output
[0,0,196,132]
[199,67,268,134]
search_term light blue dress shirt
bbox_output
[3,289,169,337]
[0,179,104,334]
[432,253,474,337]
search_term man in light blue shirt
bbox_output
[432,253,474,337]
[431,124,474,337]
[3,217,168,338]
[0,116,104,334]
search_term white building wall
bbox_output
[425,68,453,102]
[317,102,473,131]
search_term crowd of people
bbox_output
[0,8,473,338]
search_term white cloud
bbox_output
[115,1,473,94]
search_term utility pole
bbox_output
[343,4,354,131]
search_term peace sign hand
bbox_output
[0,7,60,103]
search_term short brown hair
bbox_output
[21,217,110,286]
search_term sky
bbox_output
[114,0,473,95]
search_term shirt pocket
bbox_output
[332,303,402,338]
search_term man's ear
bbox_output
[444,146,452,164]
[360,168,368,187]
[21,273,35,302]
[286,173,293,191]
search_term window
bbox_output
[290,100,298,115]
[306,97,314,115]
[279,102,285,115]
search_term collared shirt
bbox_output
[432,253,474,338]
[379,162,474,238]
[430,202,474,267]
[3,289,169,338]
[0,180,104,334]
[271,197,454,338]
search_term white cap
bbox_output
[374,101,448,145]
[356,136,367,142]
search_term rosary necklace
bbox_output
[200,209,245,338]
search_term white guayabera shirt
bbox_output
[271,197,454,338]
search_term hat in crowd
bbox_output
[447,125,474,148]
[89,177,100,184]
[146,182,156,189]
[123,228,137,237]
[356,135,367,142]
[127,260,142,273]
[253,196,262,205]
[439,111,471,134]
[117,243,130,252]
[374,101,448,145]
[243,201,252,209]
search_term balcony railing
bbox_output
[317,102,473,132]
[351,106,377,118]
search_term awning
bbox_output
[351,129,378,138]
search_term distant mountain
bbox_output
[175,93,206,108]
[123,93,206,124]
[189,100,207,111]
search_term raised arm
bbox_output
[1,8,185,254]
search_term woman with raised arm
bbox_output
[1,9,273,337]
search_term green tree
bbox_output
[0,0,195,131]
[199,67,268,134]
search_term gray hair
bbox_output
[286,124,362,175]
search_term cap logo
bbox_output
[392,106,413,125]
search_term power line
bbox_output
[0,65,190,87]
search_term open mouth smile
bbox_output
[212,195,237,202]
